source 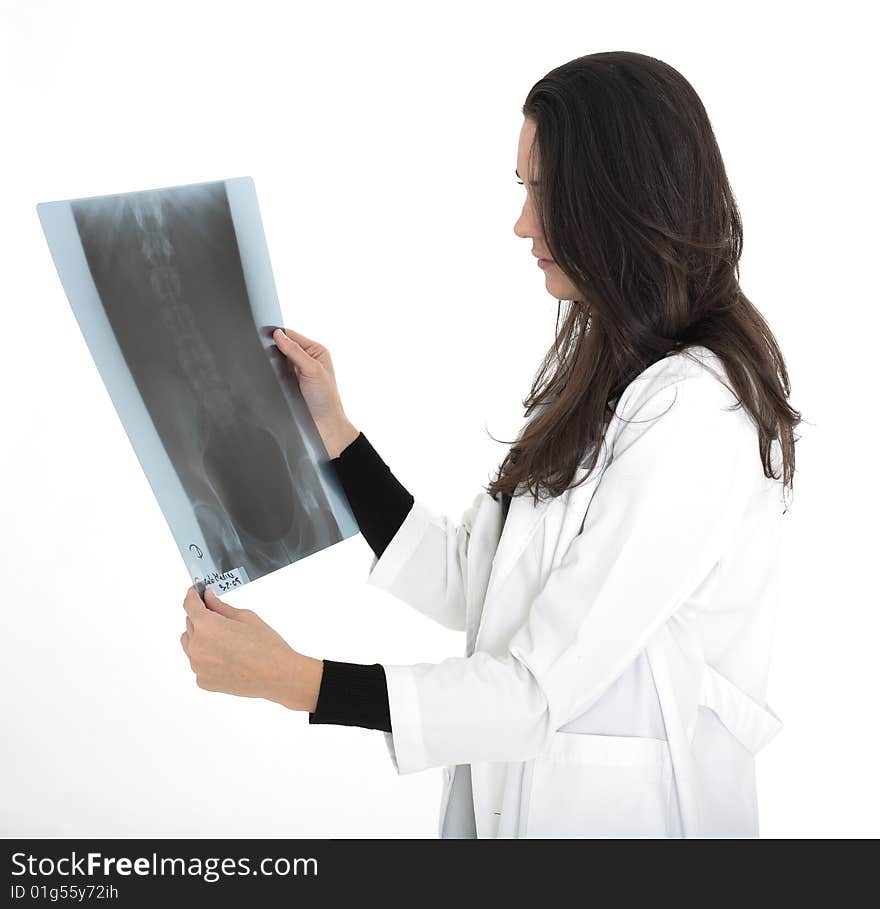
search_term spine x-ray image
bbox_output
[37,177,358,596]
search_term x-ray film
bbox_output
[37,177,359,597]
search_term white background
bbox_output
[1,0,876,838]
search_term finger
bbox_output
[203,585,241,619]
[187,616,194,637]
[273,329,316,371]
[182,585,208,621]
[275,326,318,349]
[180,630,189,655]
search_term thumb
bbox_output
[204,586,240,619]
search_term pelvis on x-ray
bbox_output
[37,177,358,595]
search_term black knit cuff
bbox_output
[308,659,392,733]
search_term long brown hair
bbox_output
[486,51,801,509]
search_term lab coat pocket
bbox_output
[524,731,675,838]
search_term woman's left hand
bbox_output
[180,585,322,712]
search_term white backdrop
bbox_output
[1,0,876,838]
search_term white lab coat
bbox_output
[369,345,785,838]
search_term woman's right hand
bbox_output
[273,327,360,458]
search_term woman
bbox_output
[180,50,801,838]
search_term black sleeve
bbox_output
[330,431,415,560]
[308,431,409,733]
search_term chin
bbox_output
[546,276,577,300]
[545,277,569,296]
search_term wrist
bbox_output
[271,651,324,712]
[318,416,360,459]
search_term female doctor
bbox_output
[179,51,801,838]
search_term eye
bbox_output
[516,180,524,186]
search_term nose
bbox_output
[513,206,534,240]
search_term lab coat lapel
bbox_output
[470,444,612,660]
[484,437,611,609]
[482,490,550,613]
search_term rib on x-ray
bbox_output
[37,177,359,597]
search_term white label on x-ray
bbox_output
[197,566,251,595]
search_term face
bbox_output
[513,117,581,301]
